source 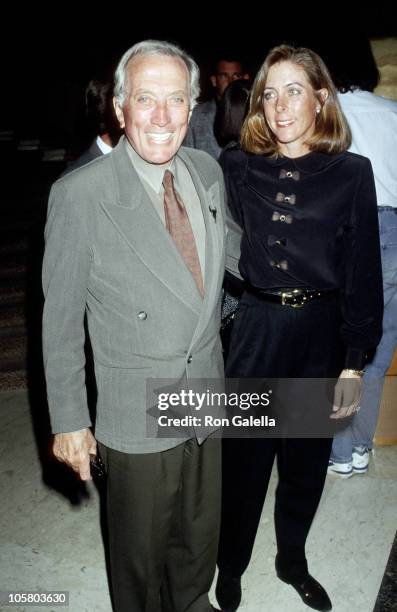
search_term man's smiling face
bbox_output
[115,54,191,165]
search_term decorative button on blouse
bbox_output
[276,192,296,204]
[268,235,287,247]
[270,259,288,270]
[272,211,293,224]
[279,169,300,180]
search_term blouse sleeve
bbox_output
[219,146,245,227]
[340,157,383,369]
[220,147,245,280]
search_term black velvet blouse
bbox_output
[221,145,383,369]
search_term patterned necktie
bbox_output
[163,170,204,297]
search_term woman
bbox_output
[216,45,383,612]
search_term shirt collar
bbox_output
[96,135,113,155]
[125,139,176,193]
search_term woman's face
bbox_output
[262,60,328,158]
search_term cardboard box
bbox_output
[386,346,397,376]
[374,347,397,445]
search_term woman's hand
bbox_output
[330,369,363,419]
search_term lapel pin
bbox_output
[209,205,217,222]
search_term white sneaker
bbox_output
[352,446,369,473]
[327,460,353,478]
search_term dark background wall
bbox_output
[2,5,396,151]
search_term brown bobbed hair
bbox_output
[241,44,351,156]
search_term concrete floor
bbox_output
[0,389,396,612]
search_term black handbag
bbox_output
[221,271,244,330]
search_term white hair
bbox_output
[114,39,200,110]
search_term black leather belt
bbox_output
[245,285,339,308]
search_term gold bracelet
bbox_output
[343,368,364,377]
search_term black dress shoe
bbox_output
[278,573,332,611]
[215,571,242,611]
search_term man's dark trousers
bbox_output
[99,438,221,612]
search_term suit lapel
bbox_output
[101,138,202,315]
[100,139,223,336]
[178,148,224,348]
[178,148,220,293]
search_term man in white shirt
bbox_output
[327,39,397,477]
[63,79,121,175]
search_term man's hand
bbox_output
[330,370,362,420]
[53,428,97,481]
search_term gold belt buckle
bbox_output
[281,289,305,308]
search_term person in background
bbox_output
[184,55,249,158]
[214,78,251,149]
[216,44,383,612]
[64,78,122,174]
[43,39,225,612]
[324,36,397,478]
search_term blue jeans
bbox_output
[331,207,397,462]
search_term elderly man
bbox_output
[42,40,226,612]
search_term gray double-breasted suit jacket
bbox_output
[42,136,226,453]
